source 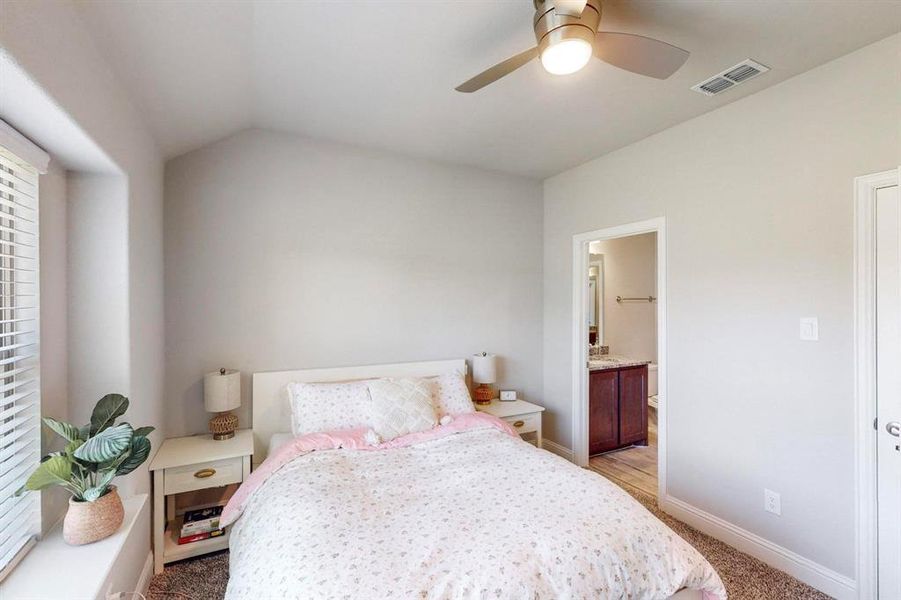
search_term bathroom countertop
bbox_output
[588,356,652,371]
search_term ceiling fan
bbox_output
[455,0,690,93]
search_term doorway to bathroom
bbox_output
[571,218,666,500]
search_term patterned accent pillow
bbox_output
[287,381,372,436]
[433,372,475,417]
[367,378,438,442]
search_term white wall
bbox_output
[164,129,543,436]
[543,34,900,579]
[589,233,657,361]
[66,174,130,418]
[38,160,68,534]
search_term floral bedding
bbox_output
[223,413,726,599]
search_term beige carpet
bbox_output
[148,480,832,600]
[618,484,831,600]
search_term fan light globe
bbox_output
[540,38,593,75]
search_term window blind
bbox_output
[0,146,40,579]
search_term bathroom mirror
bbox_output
[588,253,604,345]
[588,278,597,326]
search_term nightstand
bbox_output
[475,399,545,448]
[149,429,253,573]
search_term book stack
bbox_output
[178,506,225,545]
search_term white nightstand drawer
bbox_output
[164,456,244,495]
[503,412,540,435]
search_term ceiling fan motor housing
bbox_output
[533,0,602,56]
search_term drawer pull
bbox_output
[194,468,216,479]
[513,420,525,428]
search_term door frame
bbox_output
[571,217,666,498]
[854,168,900,599]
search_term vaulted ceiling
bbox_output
[75,1,901,178]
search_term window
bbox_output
[0,144,40,578]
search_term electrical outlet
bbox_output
[764,489,781,515]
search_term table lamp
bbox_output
[472,352,497,405]
[204,368,241,440]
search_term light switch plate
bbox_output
[800,317,818,341]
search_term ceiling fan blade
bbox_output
[594,32,689,80]
[551,0,588,17]
[455,47,539,93]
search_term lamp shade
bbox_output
[204,368,241,412]
[471,353,497,385]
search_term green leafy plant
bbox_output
[17,394,154,502]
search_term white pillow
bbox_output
[433,372,475,417]
[367,378,438,442]
[287,381,372,435]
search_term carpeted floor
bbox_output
[618,485,830,600]
[148,481,832,600]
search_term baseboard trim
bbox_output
[135,551,153,597]
[659,494,856,600]
[542,439,574,462]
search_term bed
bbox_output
[222,360,725,600]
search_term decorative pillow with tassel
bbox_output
[367,378,438,441]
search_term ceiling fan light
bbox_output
[540,38,593,75]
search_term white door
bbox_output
[876,183,901,599]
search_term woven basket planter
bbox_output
[63,486,125,545]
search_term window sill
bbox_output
[0,494,149,600]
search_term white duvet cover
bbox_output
[226,425,725,600]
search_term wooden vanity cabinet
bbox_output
[617,366,649,446]
[588,370,618,455]
[588,364,648,455]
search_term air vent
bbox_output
[698,77,734,95]
[691,59,770,96]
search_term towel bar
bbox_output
[616,295,656,303]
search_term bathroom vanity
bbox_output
[588,358,649,455]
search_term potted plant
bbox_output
[17,393,154,545]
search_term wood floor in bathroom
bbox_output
[587,406,658,497]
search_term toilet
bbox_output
[648,362,658,408]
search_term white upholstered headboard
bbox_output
[251,359,467,465]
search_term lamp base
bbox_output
[473,383,494,405]
[209,412,238,440]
